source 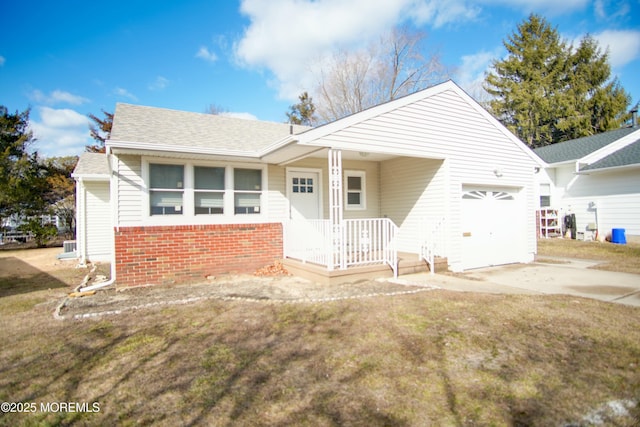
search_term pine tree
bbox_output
[557,35,631,141]
[485,14,567,148]
[485,14,631,148]
[286,92,317,126]
[86,110,113,153]
[0,106,48,225]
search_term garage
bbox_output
[461,186,525,270]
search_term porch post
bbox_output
[328,149,345,270]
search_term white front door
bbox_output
[288,169,321,220]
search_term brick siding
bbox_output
[114,223,282,287]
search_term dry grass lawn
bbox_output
[537,238,640,274]
[0,243,639,426]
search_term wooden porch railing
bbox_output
[283,218,398,277]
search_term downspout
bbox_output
[79,261,116,292]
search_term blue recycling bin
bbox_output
[611,228,626,244]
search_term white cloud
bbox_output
[196,46,218,62]
[479,0,589,15]
[29,89,90,105]
[29,107,91,157]
[0,55,5,66]
[219,111,258,120]
[235,0,388,98]
[233,0,603,100]
[592,30,640,69]
[455,49,501,101]
[114,87,138,101]
[149,76,170,91]
[234,0,484,99]
[593,0,631,20]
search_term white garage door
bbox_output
[461,187,524,270]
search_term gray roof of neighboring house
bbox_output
[109,103,310,152]
[72,152,110,177]
[581,138,640,171]
[533,127,639,164]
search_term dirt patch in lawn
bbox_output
[59,275,433,319]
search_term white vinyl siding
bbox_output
[381,157,447,254]
[267,164,289,221]
[83,181,112,261]
[115,155,143,226]
[552,166,640,236]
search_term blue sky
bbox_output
[1,0,638,158]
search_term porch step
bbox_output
[282,254,448,286]
[398,254,449,275]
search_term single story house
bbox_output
[534,124,640,242]
[73,80,544,287]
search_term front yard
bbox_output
[0,241,639,426]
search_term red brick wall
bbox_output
[114,223,282,287]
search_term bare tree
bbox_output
[314,26,450,123]
[204,104,229,115]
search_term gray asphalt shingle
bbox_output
[581,139,640,171]
[73,152,110,177]
[109,103,310,153]
[533,127,638,164]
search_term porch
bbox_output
[282,217,448,285]
[278,147,448,283]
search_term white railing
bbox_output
[420,217,446,274]
[342,218,397,277]
[283,219,332,266]
[284,218,398,277]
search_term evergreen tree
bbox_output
[286,92,317,126]
[0,106,48,226]
[557,35,631,141]
[485,14,631,148]
[86,110,113,153]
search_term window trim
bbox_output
[344,170,366,210]
[141,158,267,225]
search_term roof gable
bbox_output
[534,127,638,164]
[296,80,544,166]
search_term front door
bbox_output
[288,169,321,220]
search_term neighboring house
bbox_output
[72,152,113,263]
[74,80,544,287]
[534,124,640,242]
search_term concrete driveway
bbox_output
[400,258,640,307]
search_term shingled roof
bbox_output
[72,152,110,178]
[581,139,640,171]
[109,103,310,153]
[533,127,639,164]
